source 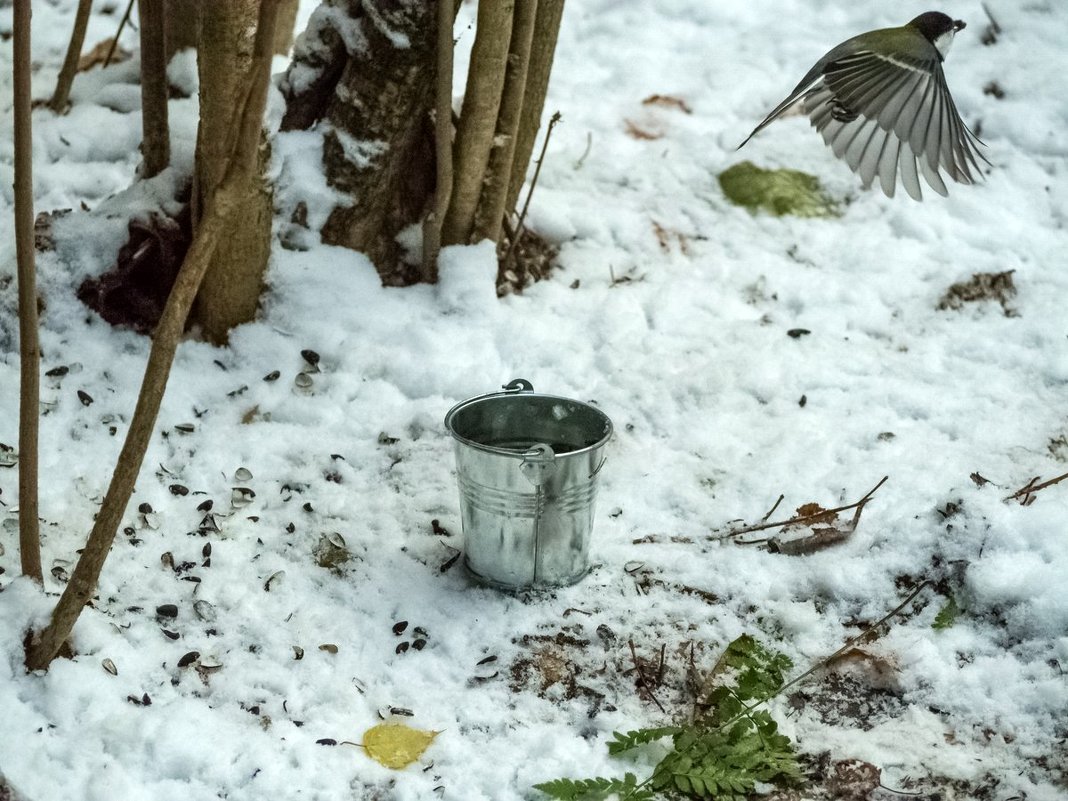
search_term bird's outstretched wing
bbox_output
[803,49,988,199]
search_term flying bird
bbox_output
[739,12,989,200]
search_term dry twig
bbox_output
[1004,470,1068,505]
[628,639,667,714]
[711,476,888,541]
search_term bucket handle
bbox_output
[520,443,557,486]
[503,378,534,393]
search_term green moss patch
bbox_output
[719,161,841,218]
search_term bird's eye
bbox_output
[953,19,966,32]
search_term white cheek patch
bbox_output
[934,30,955,59]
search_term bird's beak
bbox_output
[953,19,966,32]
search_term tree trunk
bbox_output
[25,0,282,673]
[49,0,93,113]
[166,0,299,57]
[14,0,42,584]
[138,0,170,177]
[506,0,564,213]
[190,0,273,343]
[472,0,536,243]
[282,0,437,285]
[420,0,455,278]
[440,0,513,246]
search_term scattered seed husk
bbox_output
[476,655,498,666]
[263,570,285,592]
[413,626,429,639]
[178,651,200,668]
[101,658,118,676]
[160,551,175,570]
[51,565,69,582]
[142,512,160,530]
[161,629,180,640]
[293,646,304,660]
[319,643,338,654]
[77,390,94,406]
[193,600,216,622]
[139,502,153,514]
[301,349,320,367]
[197,499,214,512]
[412,638,427,651]
[197,660,223,674]
[169,484,189,496]
[235,467,253,482]
[352,677,368,694]
[439,552,460,573]
[378,706,414,719]
[156,603,179,618]
[174,423,195,434]
[231,487,255,508]
[45,365,69,378]
[202,542,212,558]
[263,370,280,382]
[294,372,314,390]
[316,738,337,746]
[392,620,409,635]
[395,641,410,655]
[313,533,351,573]
[624,560,645,574]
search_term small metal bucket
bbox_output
[444,379,613,589]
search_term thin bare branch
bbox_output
[710,476,889,540]
[104,0,135,68]
[138,0,170,177]
[441,0,513,245]
[473,0,538,243]
[50,0,93,113]
[14,0,41,583]
[502,110,560,267]
[1004,470,1068,504]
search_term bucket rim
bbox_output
[443,388,613,458]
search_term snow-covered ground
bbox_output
[1,1,1067,799]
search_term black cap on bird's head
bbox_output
[908,11,966,60]
[908,11,966,41]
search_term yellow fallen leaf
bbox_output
[362,722,438,769]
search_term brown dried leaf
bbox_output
[624,119,663,140]
[828,758,881,800]
[825,647,899,687]
[78,38,130,71]
[641,94,693,114]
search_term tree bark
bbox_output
[308,0,437,284]
[440,0,514,246]
[166,0,298,58]
[190,0,273,343]
[14,0,42,584]
[138,0,170,178]
[25,0,282,673]
[420,0,456,279]
[506,0,564,213]
[49,0,93,113]
[472,0,537,243]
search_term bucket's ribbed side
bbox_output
[445,389,612,590]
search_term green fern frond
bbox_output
[607,727,683,755]
[533,773,653,800]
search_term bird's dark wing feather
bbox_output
[803,48,988,199]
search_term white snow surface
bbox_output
[1,1,1067,800]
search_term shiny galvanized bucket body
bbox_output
[444,380,613,589]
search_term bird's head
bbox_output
[908,11,966,59]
